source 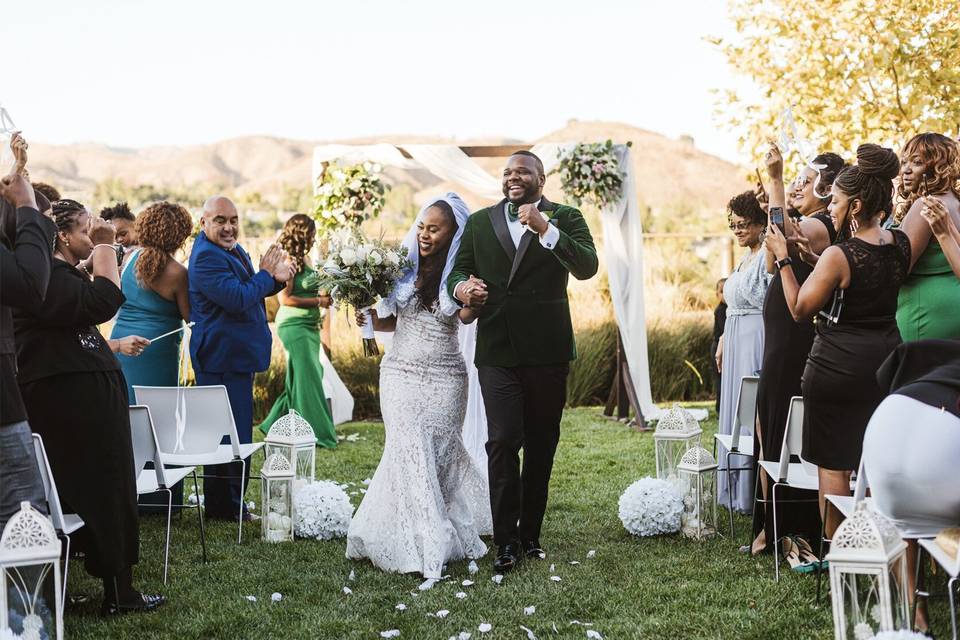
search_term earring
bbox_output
[64,239,70,247]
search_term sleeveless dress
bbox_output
[110,249,183,402]
[801,231,911,470]
[257,267,336,447]
[896,237,960,341]
[753,212,835,542]
[717,249,770,513]
[346,302,490,578]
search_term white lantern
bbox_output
[0,502,63,640]
[826,502,910,640]
[261,454,295,543]
[264,409,317,490]
[653,404,702,482]
[677,446,719,540]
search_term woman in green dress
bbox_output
[895,132,960,341]
[257,215,336,447]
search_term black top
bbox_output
[14,260,124,386]
[712,302,727,342]
[830,230,911,327]
[877,339,960,418]
[1,206,56,426]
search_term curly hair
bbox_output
[134,202,194,286]
[416,200,457,311]
[894,132,960,223]
[100,201,136,223]
[32,182,61,202]
[726,190,766,227]
[810,152,848,198]
[276,214,316,274]
[833,144,900,230]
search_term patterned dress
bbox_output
[346,303,491,578]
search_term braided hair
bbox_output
[276,214,316,274]
[833,144,900,232]
[134,202,194,286]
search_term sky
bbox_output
[2,0,749,162]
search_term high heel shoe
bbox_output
[101,592,166,616]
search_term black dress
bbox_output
[753,213,835,542]
[801,230,912,470]
[14,260,139,579]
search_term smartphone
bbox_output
[769,206,785,234]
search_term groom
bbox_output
[448,151,598,571]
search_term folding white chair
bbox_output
[755,396,820,581]
[133,385,264,543]
[129,405,204,583]
[32,434,84,619]
[918,536,959,640]
[714,375,759,537]
[817,458,871,602]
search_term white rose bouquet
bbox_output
[309,228,410,356]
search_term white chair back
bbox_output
[31,434,69,532]
[133,385,240,457]
[731,375,760,449]
[775,396,808,481]
[129,405,170,488]
[852,458,868,504]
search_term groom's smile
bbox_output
[502,154,545,204]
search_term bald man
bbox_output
[188,196,294,521]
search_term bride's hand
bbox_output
[355,307,377,326]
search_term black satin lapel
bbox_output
[488,200,516,262]
[508,232,534,287]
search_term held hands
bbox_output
[765,141,783,182]
[458,275,488,309]
[518,203,548,235]
[260,244,295,282]
[0,173,37,210]
[920,196,954,238]
[115,335,151,357]
[88,216,117,245]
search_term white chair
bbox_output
[129,405,204,583]
[918,536,959,640]
[817,459,871,603]
[755,396,820,581]
[714,375,759,537]
[32,434,84,618]
[133,385,264,543]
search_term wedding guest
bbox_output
[188,195,293,521]
[101,201,138,250]
[751,146,846,556]
[257,214,336,447]
[766,144,910,538]
[711,278,726,414]
[920,194,960,277]
[32,181,60,203]
[110,202,192,401]
[862,339,960,634]
[0,170,54,531]
[14,198,163,614]
[895,133,960,341]
[716,191,770,515]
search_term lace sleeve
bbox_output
[736,252,772,310]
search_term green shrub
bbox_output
[646,313,715,402]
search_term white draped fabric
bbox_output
[312,142,659,420]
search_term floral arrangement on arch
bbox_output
[313,161,387,234]
[553,140,629,210]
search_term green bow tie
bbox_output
[507,203,520,221]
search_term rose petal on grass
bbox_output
[455,591,468,599]
[380,631,400,638]
[586,631,604,639]
[349,570,356,581]
[478,623,492,633]
[491,574,503,585]
[468,560,479,575]
[550,576,562,582]
[524,605,536,616]
[418,578,437,591]
[586,550,596,558]
[549,563,555,572]
[568,561,581,565]
[520,625,538,640]
[395,603,407,611]
[245,595,257,602]
[436,609,450,618]
[271,592,282,602]
[570,620,593,626]
[461,580,474,586]
[342,586,353,595]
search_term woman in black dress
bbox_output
[14,199,164,615]
[766,144,911,538]
[750,148,847,555]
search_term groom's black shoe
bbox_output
[522,539,546,560]
[493,542,522,573]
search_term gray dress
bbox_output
[346,303,491,578]
[718,250,770,513]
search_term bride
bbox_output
[346,192,492,579]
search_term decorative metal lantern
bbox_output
[677,446,719,540]
[261,454,295,543]
[653,404,702,482]
[826,502,910,640]
[264,409,317,489]
[1,502,63,640]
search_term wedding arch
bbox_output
[311,142,661,420]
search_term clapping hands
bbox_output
[260,244,295,283]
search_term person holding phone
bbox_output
[894,132,960,341]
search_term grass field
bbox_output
[61,404,950,640]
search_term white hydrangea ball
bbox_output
[293,480,354,540]
[618,477,683,537]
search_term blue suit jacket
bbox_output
[188,232,281,374]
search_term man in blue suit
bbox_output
[188,195,293,520]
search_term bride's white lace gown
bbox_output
[346,303,491,578]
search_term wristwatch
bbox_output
[93,243,125,268]
[775,256,793,271]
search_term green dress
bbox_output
[258,267,337,447]
[896,239,960,341]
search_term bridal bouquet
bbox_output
[311,229,410,356]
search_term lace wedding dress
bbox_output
[346,303,491,579]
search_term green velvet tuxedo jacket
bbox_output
[448,196,598,368]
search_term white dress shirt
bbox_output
[506,198,560,250]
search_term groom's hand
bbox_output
[456,275,488,308]
[518,203,548,235]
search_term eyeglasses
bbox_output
[728,222,756,231]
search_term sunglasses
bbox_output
[728,222,757,231]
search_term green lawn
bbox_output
[61,405,947,639]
